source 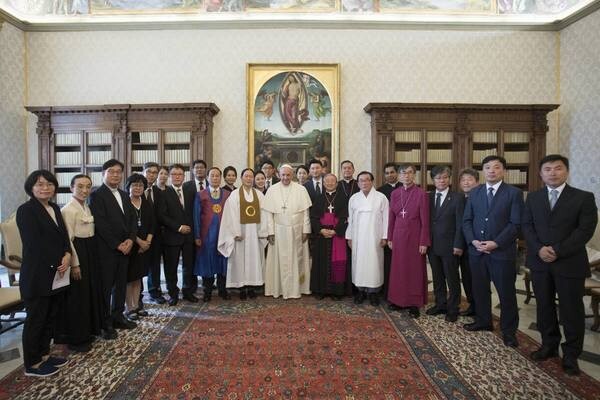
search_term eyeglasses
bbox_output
[34,182,55,188]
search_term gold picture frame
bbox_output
[247,63,340,174]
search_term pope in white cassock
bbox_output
[218,168,268,300]
[346,171,389,304]
[262,164,312,299]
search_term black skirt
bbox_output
[55,236,103,345]
[127,244,147,282]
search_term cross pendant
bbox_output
[400,209,407,218]
[327,204,334,213]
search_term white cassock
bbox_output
[262,181,312,299]
[345,189,389,288]
[218,187,268,288]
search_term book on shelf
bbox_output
[88,150,112,165]
[427,131,453,143]
[472,149,498,164]
[56,193,72,206]
[138,131,159,144]
[394,131,421,143]
[55,152,81,166]
[504,169,528,185]
[394,149,420,163]
[504,132,529,144]
[164,131,191,144]
[55,132,81,146]
[55,172,79,187]
[426,149,452,163]
[87,132,112,146]
[472,131,497,143]
[132,150,159,164]
[504,151,529,164]
[90,172,103,187]
[164,149,190,164]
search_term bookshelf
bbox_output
[365,103,559,193]
[27,103,219,206]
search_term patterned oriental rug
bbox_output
[1,297,599,399]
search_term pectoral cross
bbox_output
[327,204,334,213]
[400,208,407,218]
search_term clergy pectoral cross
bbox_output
[327,204,334,213]
[400,208,407,219]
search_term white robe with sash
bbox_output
[345,189,389,288]
[262,182,312,299]
[218,187,268,288]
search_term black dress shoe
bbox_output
[247,289,257,299]
[114,318,137,330]
[463,322,494,332]
[219,291,231,300]
[68,343,92,353]
[503,335,519,348]
[445,314,458,322]
[333,295,343,301]
[388,304,401,311]
[460,306,475,317]
[151,295,167,305]
[425,306,447,316]
[531,346,559,361]
[168,297,179,306]
[369,293,380,306]
[102,328,117,340]
[562,356,580,376]
[136,309,149,317]
[202,292,212,302]
[239,289,247,300]
[316,294,326,300]
[408,307,420,318]
[125,311,139,321]
[353,293,364,305]
[183,294,199,303]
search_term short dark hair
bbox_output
[296,165,309,175]
[240,168,254,178]
[356,171,374,181]
[207,167,222,176]
[169,164,185,173]
[261,159,275,169]
[481,155,506,169]
[459,168,479,182]
[102,159,124,172]
[430,165,452,179]
[539,154,569,171]
[308,159,323,168]
[192,159,207,168]
[70,174,91,188]
[254,170,266,178]
[159,165,169,173]
[143,162,159,171]
[223,166,237,177]
[24,169,58,197]
[125,173,148,192]
[340,160,354,168]
[383,162,397,172]
[398,164,417,173]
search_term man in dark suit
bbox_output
[183,159,209,193]
[89,159,138,339]
[427,166,465,322]
[261,159,279,191]
[304,158,324,203]
[522,154,598,375]
[338,160,359,204]
[158,164,199,305]
[463,155,523,348]
[143,162,166,304]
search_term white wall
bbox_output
[25,28,559,182]
[560,10,600,201]
[0,22,27,219]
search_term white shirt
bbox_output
[486,180,503,197]
[547,182,566,202]
[434,187,449,205]
[313,178,322,191]
[195,178,206,192]
[108,185,124,213]
[173,185,185,208]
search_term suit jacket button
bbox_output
[481,230,484,234]
[485,218,488,221]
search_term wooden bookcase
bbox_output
[27,103,219,205]
[364,103,559,193]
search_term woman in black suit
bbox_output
[16,170,72,377]
[124,174,155,320]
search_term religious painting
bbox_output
[245,0,339,12]
[247,63,340,174]
[342,0,376,12]
[379,0,494,13]
[90,0,202,14]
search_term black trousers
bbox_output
[202,275,226,293]
[145,238,164,298]
[428,252,461,316]
[382,247,392,299]
[531,270,585,358]
[163,241,196,298]
[470,254,519,336]
[23,294,62,368]
[459,252,475,308]
[99,252,129,329]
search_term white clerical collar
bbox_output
[344,178,353,183]
[389,182,398,187]
[326,191,335,195]
[547,182,566,194]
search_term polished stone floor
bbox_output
[1,269,599,381]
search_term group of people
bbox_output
[16,153,597,378]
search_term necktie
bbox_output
[177,188,184,209]
[487,187,494,207]
[198,181,203,192]
[435,192,442,213]
[550,189,558,210]
[266,180,271,189]
[316,181,321,195]
[145,188,154,206]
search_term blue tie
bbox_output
[487,187,494,207]
[550,189,558,210]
